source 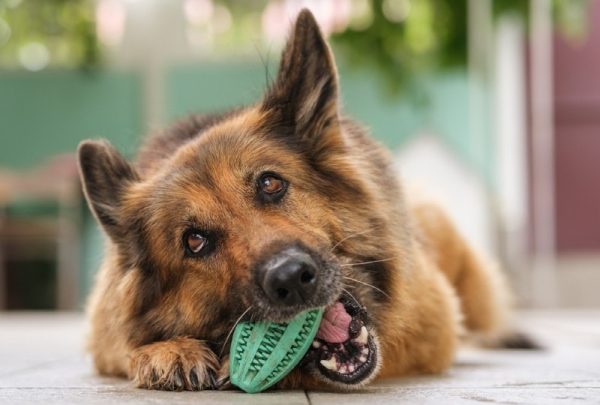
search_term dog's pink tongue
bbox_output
[316,302,351,343]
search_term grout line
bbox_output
[304,390,312,405]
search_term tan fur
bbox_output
[86,247,134,377]
[80,9,519,392]
[411,201,510,336]
[129,337,218,390]
[84,117,513,388]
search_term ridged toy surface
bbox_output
[229,308,324,393]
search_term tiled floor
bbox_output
[0,311,599,404]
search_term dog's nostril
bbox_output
[276,288,289,300]
[300,269,315,284]
[259,247,319,306]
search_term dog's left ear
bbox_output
[262,9,340,149]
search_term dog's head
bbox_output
[79,9,394,388]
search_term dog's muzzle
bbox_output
[257,246,318,306]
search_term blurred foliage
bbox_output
[0,0,98,70]
[332,0,591,96]
[0,0,590,84]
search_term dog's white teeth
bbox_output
[312,340,321,349]
[359,355,367,363]
[339,365,348,374]
[348,364,355,373]
[320,358,338,371]
[361,347,369,355]
[353,326,369,345]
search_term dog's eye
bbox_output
[257,172,287,203]
[259,174,285,194]
[184,230,208,255]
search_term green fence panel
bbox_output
[165,61,479,173]
[0,70,142,168]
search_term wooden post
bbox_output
[529,0,557,307]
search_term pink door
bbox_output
[553,1,600,252]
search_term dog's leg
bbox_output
[128,337,219,391]
[455,246,540,348]
[412,201,510,334]
[410,201,535,347]
[454,244,510,335]
[376,255,463,379]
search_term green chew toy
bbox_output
[229,308,324,393]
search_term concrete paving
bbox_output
[0,311,599,404]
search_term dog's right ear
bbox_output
[261,9,340,151]
[77,140,139,241]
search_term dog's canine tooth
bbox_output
[359,355,367,363]
[353,326,368,345]
[361,347,369,355]
[320,358,338,371]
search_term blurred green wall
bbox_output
[0,62,476,306]
[0,70,142,309]
[0,70,142,168]
[166,61,473,162]
[0,64,475,172]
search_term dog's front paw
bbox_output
[129,337,219,391]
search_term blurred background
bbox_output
[0,0,596,312]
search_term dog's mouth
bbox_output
[302,294,378,385]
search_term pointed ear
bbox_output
[262,9,340,145]
[77,140,139,241]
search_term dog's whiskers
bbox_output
[341,287,361,307]
[341,257,395,267]
[330,228,374,253]
[343,276,390,299]
[219,306,252,357]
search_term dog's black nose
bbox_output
[259,247,318,306]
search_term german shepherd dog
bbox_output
[78,9,530,391]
